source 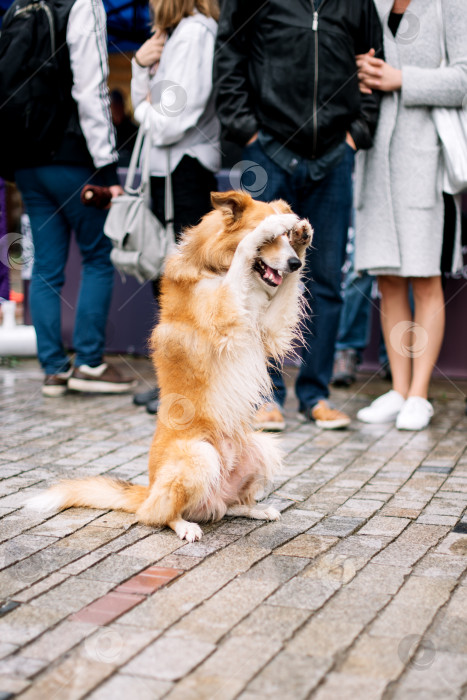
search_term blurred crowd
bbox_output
[2,0,467,431]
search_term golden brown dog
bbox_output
[28,190,312,541]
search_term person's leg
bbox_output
[378,275,412,397]
[240,140,298,408]
[333,251,374,386]
[48,166,114,369]
[295,147,354,411]
[15,167,71,375]
[409,275,445,399]
[336,269,374,355]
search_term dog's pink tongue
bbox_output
[265,265,283,285]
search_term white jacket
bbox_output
[131,12,221,176]
[67,0,118,170]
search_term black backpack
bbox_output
[0,0,71,180]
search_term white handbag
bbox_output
[431,0,467,195]
[104,119,176,283]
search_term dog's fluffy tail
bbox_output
[26,477,148,515]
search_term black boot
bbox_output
[133,387,159,406]
[146,397,160,415]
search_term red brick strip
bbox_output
[69,566,182,625]
[115,566,181,595]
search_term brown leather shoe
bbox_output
[301,399,350,430]
[43,373,70,397]
[68,363,137,394]
[253,402,285,431]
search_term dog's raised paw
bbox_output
[174,520,203,542]
[240,213,299,257]
[259,213,299,241]
[288,219,313,249]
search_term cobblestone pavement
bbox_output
[1,357,467,700]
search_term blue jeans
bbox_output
[244,140,354,410]
[15,165,114,375]
[336,226,373,356]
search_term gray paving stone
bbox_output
[244,652,332,699]
[20,619,97,662]
[87,673,172,700]
[240,553,309,583]
[309,516,366,537]
[231,604,310,641]
[123,635,215,681]
[165,635,283,700]
[77,553,150,583]
[267,575,339,611]
[313,673,387,700]
[0,654,46,679]
[29,577,114,615]
[17,653,116,700]
[0,603,64,646]
[358,516,410,537]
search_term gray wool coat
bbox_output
[354,0,467,277]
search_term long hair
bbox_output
[150,0,219,31]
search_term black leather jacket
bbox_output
[214,0,384,158]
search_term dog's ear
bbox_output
[270,198,293,214]
[211,190,252,221]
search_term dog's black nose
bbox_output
[287,257,302,272]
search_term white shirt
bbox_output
[131,12,221,176]
[67,0,118,169]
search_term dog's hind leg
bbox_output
[136,439,221,541]
[225,431,283,522]
[226,504,281,521]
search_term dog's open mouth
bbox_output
[253,259,284,287]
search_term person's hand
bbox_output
[135,30,167,68]
[109,185,124,198]
[246,132,259,146]
[346,132,357,151]
[356,49,402,93]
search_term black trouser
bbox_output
[150,155,217,298]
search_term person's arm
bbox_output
[213,0,259,146]
[132,23,216,146]
[348,0,384,151]
[66,0,120,187]
[402,0,467,108]
[131,31,166,109]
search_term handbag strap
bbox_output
[435,0,447,66]
[124,122,146,195]
[164,149,175,239]
[123,110,175,239]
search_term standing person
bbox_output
[355,0,466,430]
[131,0,220,414]
[110,90,138,168]
[11,0,136,397]
[214,0,383,430]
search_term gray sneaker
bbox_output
[331,349,359,387]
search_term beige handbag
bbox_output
[104,120,176,283]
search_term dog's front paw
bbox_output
[262,505,281,521]
[174,520,203,542]
[239,214,299,259]
[259,213,300,241]
[288,219,313,252]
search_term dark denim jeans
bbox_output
[336,234,374,356]
[16,165,114,375]
[243,139,354,410]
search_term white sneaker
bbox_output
[357,390,405,424]
[396,397,433,431]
